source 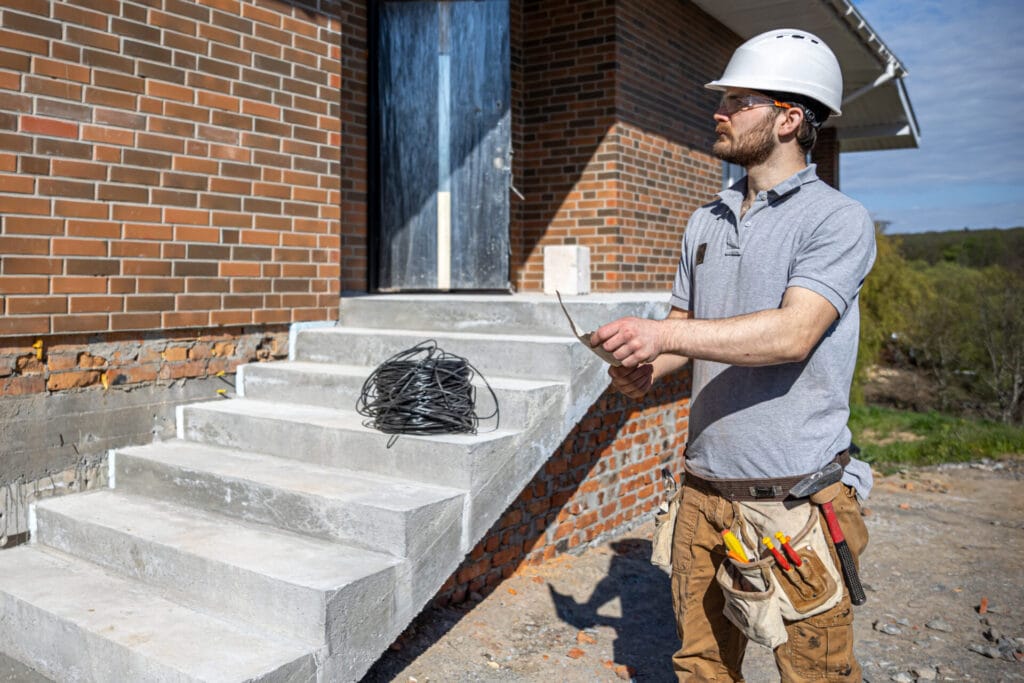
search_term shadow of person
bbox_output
[547,539,679,681]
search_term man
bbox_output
[591,29,875,681]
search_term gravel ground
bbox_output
[366,459,1024,682]
[2,460,1022,682]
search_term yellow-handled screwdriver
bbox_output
[721,529,749,562]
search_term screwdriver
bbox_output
[775,532,803,567]
[762,536,792,571]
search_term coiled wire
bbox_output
[356,340,499,447]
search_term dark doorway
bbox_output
[373,0,511,292]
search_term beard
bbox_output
[713,112,777,167]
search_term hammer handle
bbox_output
[820,501,867,606]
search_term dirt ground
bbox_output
[2,460,1021,682]
[365,459,1024,683]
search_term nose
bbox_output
[713,110,730,123]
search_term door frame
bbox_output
[366,0,513,294]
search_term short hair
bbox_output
[763,90,831,153]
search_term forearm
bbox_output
[594,287,838,369]
[663,307,823,366]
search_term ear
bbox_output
[776,106,804,137]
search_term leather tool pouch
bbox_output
[650,485,682,568]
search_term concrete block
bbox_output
[178,399,519,491]
[114,440,465,560]
[0,546,316,683]
[543,245,590,295]
[34,490,402,647]
[239,361,567,431]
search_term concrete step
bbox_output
[113,440,465,561]
[0,545,315,682]
[178,398,520,491]
[338,292,669,336]
[238,360,567,430]
[291,327,594,382]
[34,490,401,649]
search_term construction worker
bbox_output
[592,29,874,681]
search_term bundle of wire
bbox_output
[356,340,498,446]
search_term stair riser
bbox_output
[179,405,515,491]
[34,505,399,647]
[240,365,564,432]
[0,591,316,683]
[114,452,462,560]
[339,296,668,337]
[294,330,585,382]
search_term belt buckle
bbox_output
[749,485,783,499]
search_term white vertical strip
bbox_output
[107,449,116,489]
[438,10,452,291]
[437,191,452,289]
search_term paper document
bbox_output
[555,291,622,366]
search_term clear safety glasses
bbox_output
[716,93,794,116]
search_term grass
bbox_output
[849,404,1024,472]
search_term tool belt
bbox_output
[685,450,850,502]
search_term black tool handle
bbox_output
[821,501,867,606]
[834,538,867,605]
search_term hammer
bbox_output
[790,462,867,606]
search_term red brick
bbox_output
[21,115,79,139]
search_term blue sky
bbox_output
[841,0,1024,234]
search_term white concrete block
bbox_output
[543,245,590,295]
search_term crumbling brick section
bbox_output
[436,367,691,605]
[0,0,342,340]
[0,327,288,396]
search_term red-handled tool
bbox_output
[762,536,791,571]
[790,461,867,606]
[819,500,866,605]
[775,532,803,567]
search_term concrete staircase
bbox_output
[0,293,666,682]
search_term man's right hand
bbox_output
[608,363,654,399]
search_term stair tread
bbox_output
[186,397,517,443]
[36,489,400,591]
[118,439,465,509]
[308,325,579,343]
[0,546,311,678]
[243,360,566,391]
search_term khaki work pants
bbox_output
[670,482,869,682]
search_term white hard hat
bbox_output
[706,29,843,116]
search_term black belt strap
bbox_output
[684,450,851,502]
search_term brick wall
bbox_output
[812,126,839,188]
[0,0,340,538]
[338,0,366,293]
[510,0,733,292]
[0,0,341,339]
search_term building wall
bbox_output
[0,0,340,536]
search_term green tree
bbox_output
[907,263,1024,424]
[854,225,927,403]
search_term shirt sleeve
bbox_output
[669,224,694,310]
[788,202,876,317]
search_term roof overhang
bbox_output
[690,0,920,153]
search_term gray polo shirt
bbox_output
[670,164,876,498]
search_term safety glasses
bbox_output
[716,93,794,116]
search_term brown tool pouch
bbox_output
[650,485,682,568]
